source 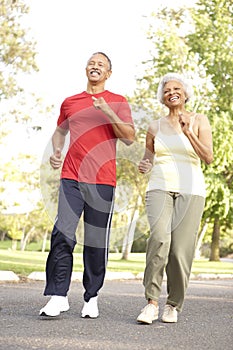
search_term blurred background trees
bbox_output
[129,0,233,261]
[0,0,232,261]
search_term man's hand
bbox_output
[50,148,63,169]
[92,96,111,114]
[92,96,135,145]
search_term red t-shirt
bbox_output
[57,90,133,186]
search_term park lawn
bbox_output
[0,250,232,277]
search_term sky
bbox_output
[23,0,196,107]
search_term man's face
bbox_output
[86,54,112,83]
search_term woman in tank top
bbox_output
[137,73,213,324]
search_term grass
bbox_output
[0,249,232,277]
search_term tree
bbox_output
[0,1,58,250]
[130,1,233,260]
[0,96,56,250]
[187,0,233,260]
[0,0,38,100]
[188,0,233,113]
[115,139,148,259]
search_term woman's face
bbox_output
[162,80,187,107]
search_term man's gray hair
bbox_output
[157,73,194,104]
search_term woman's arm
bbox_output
[138,121,157,173]
[179,113,214,164]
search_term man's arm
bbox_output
[50,126,69,169]
[92,96,135,145]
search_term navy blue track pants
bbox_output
[44,179,115,302]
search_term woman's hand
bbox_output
[179,113,213,164]
[138,159,152,174]
[179,113,195,135]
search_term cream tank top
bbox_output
[147,118,206,197]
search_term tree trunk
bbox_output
[20,212,29,250]
[121,205,139,260]
[0,231,6,241]
[42,229,48,252]
[12,239,17,250]
[20,227,35,251]
[195,221,208,259]
[209,217,220,261]
[20,233,25,251]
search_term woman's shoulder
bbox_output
[192,111,206,118]
[148,118,160,136]
[193,112,209,124]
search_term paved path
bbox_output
[0,279,232,350]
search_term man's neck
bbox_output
[86,82,106,94]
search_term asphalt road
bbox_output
[0,279,232,350]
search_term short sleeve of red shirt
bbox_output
[57,100,70,130]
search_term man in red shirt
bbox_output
[39,52,135,318]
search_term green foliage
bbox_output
[8,222,23,240]
[187,0,233,229]
[40,161,60,222]
[188,0,233,112]
[129,0,233,256]
[0,0,38,100]
[0,202,53,249]
[0,6,55,250]
[1,0,232,257]
[111,140,151,252]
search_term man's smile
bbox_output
[90,69,101,76]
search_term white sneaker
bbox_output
[162,304,178,323]
[137,303,159,324]
[81,296,99,318]
[39,296,69,317]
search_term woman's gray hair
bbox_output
[157,73,194,104]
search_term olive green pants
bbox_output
[143,190,205,312]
